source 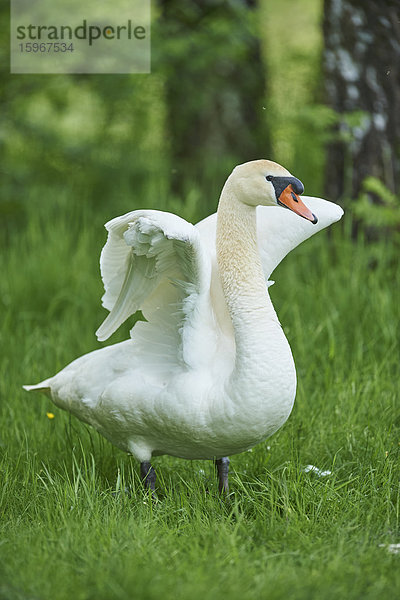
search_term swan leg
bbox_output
[215,457,230,494]
[140,461,156,492]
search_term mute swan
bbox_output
[24,160,343,494]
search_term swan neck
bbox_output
[216,180,296,424]
[216,181,273,320]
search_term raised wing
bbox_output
[196,196,344,280]
[254,197,343,279]
[195,197,343,337]
[97,210,214,369]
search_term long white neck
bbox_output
[216,179,296,425]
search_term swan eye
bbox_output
[266,175,274,182]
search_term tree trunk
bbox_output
[323,0,400,203]
[158,0,269,212]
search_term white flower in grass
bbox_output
[379,543,400,555]
[303,464,332,477]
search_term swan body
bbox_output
[24,160,343,485]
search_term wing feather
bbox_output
[195,196,343,338]
[96,210,213,369]
[196,196,344,280]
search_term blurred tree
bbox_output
[157,0,269,211]
[323,0,400,204]
[0,0,171,240]
[0,68,168,239]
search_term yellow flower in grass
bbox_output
[46,412,55,420]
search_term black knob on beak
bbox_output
[290,177,304,195]
[267,176,304,200]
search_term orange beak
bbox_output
[278,185,318,224]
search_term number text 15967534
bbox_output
[18,42,74,53]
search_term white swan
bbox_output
[24,160,343,493]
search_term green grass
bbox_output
[1,0,399,595]
[0,191,399,600]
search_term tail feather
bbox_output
[23,382,51,396]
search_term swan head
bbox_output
[229,159,318,224]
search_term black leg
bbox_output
[215,457,230,494]
[140,461,156,492]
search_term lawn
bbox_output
[1,0,399,597]
[0,193,399,599]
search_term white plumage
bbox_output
[24,160,343,489]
